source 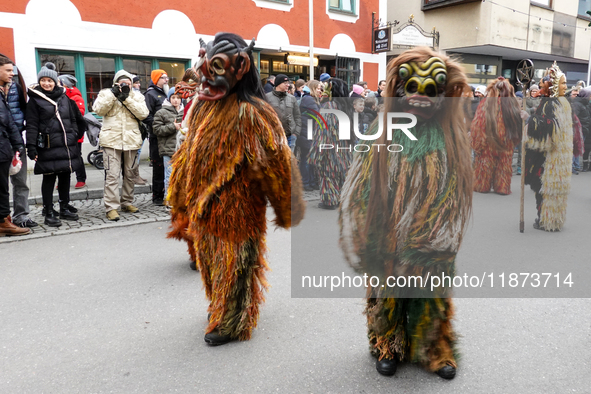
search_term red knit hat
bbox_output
[151,69,166,85]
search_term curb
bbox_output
[27,185,153,205]
[0,216,170,244]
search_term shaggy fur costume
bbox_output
[168,94,304,340]
[524,97,572,231]
[470,79,522,195]
[339,48,473,372]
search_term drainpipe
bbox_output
[309,0,314,80]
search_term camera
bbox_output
[120,83,130,94]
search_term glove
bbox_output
[118,91,129,102]
[111,84,121,98]
[13,144,24,157]
[26,145,37,161]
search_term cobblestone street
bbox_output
[1,190,321,243]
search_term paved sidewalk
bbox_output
[12,142,153,205]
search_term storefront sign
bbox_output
[392,25,435,49]
[374,27,391,53]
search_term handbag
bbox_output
[120,100,149,140]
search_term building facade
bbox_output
[386,0,591,88]
[0,0,386,111]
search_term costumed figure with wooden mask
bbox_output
[339,47,473,379]
[167,33,305,345]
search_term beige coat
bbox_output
[92,89,148,151]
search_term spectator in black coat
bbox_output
[263,75,275,93]
[143,69,168,205]
[26,63,85,227]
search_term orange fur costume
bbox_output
[470,78,522,195]
[168,94,304,340]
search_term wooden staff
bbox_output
[519,103,526,233]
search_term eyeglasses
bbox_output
[160,76,169,80]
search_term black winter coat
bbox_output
[26,86,85,175]
[570,97,591,139]
[0,91,23,163]
[143,83,166,134]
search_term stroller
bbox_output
[83,112,103,170]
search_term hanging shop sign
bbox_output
[374,27,391,53]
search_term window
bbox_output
[39,54,75,76]
[84,56,115,110]
[335,56,359,88]
[422,0,479,11]
[579,0,591,17]
[531,0,551,8]
[37,49,190,112]
[158,61,185,88]
[329,0,355,15]
[123,58,151,93]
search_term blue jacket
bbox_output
[0,89,23,163]
[5,82,26,132]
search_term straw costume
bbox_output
[339,47,473,379]
[524,62,572,231]
[167,33,304,345]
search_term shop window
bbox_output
[158,61,185,89]
[329,0,356,15]
[39,53,75,76]
[531,0,551,8]
[123,58,151,93]
[84,56,115,111]
[579,0,591,17]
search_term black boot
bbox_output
[44,206,62,227]
[435,365,456,380]
[59,201,78,213]
[376,357,397,376]
[60,203,79,221]
[204,330,234,346]
[41,206,59,216]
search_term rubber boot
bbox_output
[44,206,62,227]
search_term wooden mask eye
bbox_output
[435,72,447,85]
[399,65,410,80]
[212,58,225,75]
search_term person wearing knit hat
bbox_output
[151,69,167,85]
[319,73,331,82]
[132,76,141,93]
[266,73,301,151]
[59,74,87,189]
[37,62,59,86]
[58,74,77,89]
[92,68,149,221]
[274,74,289,87]
[145,69,170,206]
[350,84,365,98]
[27,62,84,226]
[474,85,486,97]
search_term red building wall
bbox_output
[0,27,15,60]
[363,62,379,91]
[2,0,379,54]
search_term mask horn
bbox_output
[199,38,206,48]
[245,38,255,55]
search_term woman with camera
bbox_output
[92,70,149,221]
[26,62,85,227]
